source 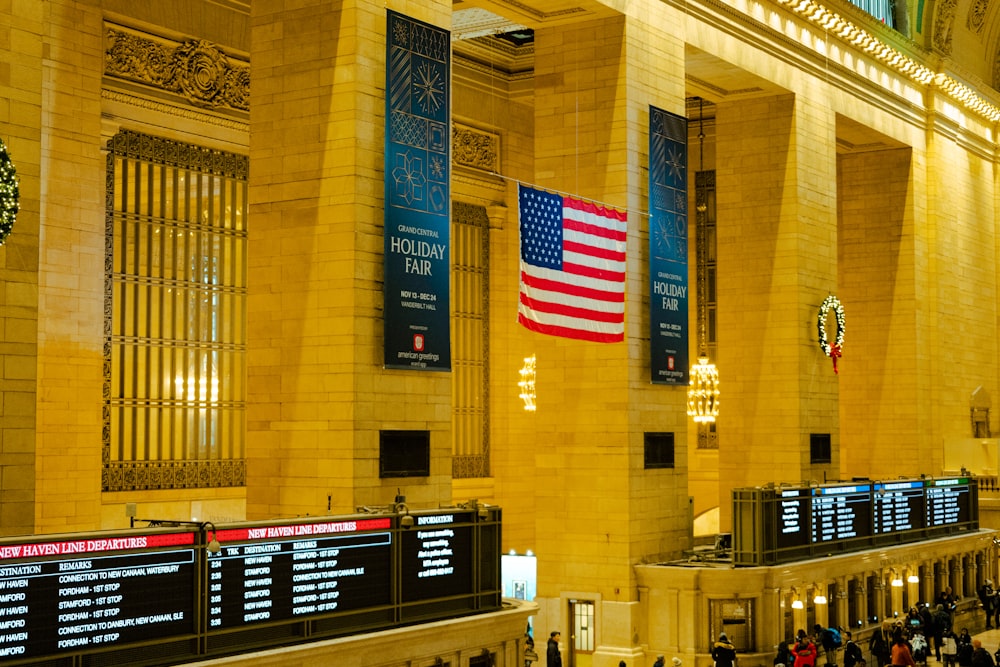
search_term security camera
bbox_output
[401,514,414,529]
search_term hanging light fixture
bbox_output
[790,588,804,609]
[813,583,828,605]
[518,355,537,412]
[890,570,904,587]
[687,97,720,423]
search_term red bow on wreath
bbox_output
[828,343,842,374]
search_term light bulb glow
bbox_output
[518,355,537,412]
[687,356,720,422]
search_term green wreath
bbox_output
[817,295,845,373]
[0,138,19,245]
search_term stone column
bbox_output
[715,94,840,526]
[834,576,849,627]
[247,0,453,519]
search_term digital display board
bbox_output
[926,478,972,527]
[0,532,195,660]
[811,483,872,542]
[208,518,393,629]
[775,489,810,550]
[400,512,474,603]
[874,480,924,534]
[733,477,979,566]
[0,508,503,666]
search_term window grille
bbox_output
[103,130,247,491]
[847,0,895,27]
[451,201,490,478]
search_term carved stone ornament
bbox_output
[105,26,249,111]
[933,0,958,55]
[453,123,500,172]
[969,0,989,34]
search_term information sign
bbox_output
[775,489,810,550]
[400,513,474,603]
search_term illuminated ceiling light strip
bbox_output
[774,0,997,120]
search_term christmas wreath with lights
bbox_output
[817,295,845,374]
[0,138,19,245]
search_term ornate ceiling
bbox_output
[452,0,1000,101]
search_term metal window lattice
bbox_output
[451,201,490,478]
[103,130,248,491]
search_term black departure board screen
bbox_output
[400,513,474,603]
[0,532,195,660]
[874,480,925,534]
[775,488,810,550]
[811,483,872,542]
[734,477,980,566]
[926,478,972,527]
[207,518,393,629]
[0,508,503,665]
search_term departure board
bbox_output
[926,478,972,527]
[811,484,872,542]
[400,513,474,603]
[0,533,195,660]
[873,480,925,534]
[775,488,810,550]
[0,505,504,666]
[207,518,393,629]
[733,477,979,565]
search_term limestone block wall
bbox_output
[33,0,105,534]
[715,94,841,524]
[0,0,43,537]
[245,0,455,521]
[837,147,923,480]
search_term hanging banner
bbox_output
[648,105,689,384]
[384,10,451,371]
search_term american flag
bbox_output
[518,184,627,343]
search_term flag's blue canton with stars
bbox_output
[517,183,627,343]
[520,188,564,271]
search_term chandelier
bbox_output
[687,97,720,423]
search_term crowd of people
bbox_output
[525,585,1000,667]
[771,592,998,667]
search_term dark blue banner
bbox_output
[384,10,451,371]
[649,105,689,384]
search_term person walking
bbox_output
[843,631,864,667]
[941,627,958,667]
[871,621,894,667]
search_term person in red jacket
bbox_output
[792,630,818,667]
[892,635,917,667]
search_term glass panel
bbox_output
[572,600,595,652]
